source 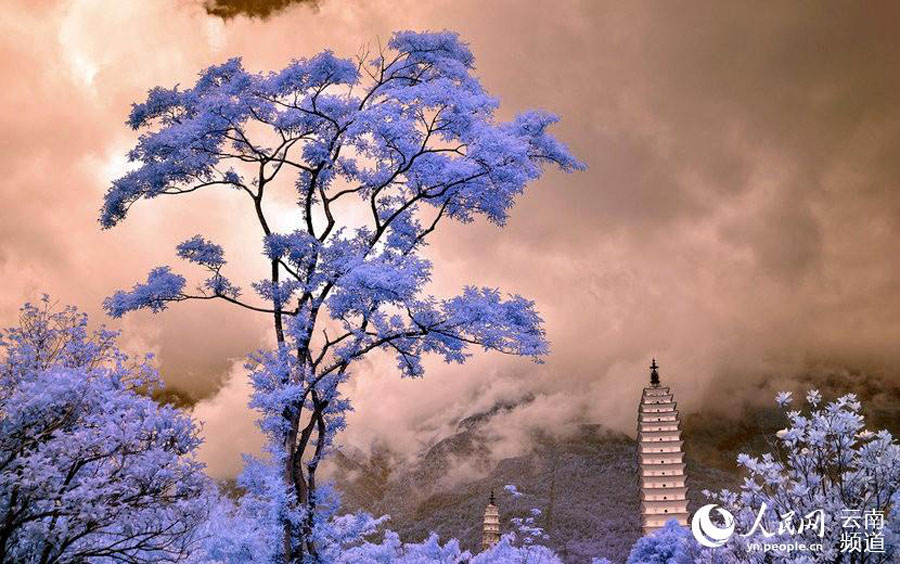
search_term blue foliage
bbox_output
[264,230,320,270]
[626,520,696,564]
[336,530,469,564]
[178,234,227,268]
[0,298,210,562]
[103,265,186,317]
[265,50,359,97]
[702,390,900,563]
[101,29,583,230]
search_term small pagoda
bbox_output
[481,490,501,551]
[638,359,690,533]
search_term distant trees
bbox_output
[625,520,695,564]
[336,531,469,564]
[189,478,566,564]
[102,29,582,563]
[0,299,209,564]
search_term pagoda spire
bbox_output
[650,358,660,386]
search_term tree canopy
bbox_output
[0,298,209,564]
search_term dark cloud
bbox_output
[201,0,319,20]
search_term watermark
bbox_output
[691,504,886,555]
[747,541,824,552]
[839,509,886,554]
[691,504,734,548]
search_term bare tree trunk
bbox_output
[282,357,325,563]
[283,407,299,563]
[302,392,329,560]
[269,258,298,564]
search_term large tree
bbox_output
[102,30,582,563]
[0,298,209,563]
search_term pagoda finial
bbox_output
[489,490,496,506]
[650,358,660,386]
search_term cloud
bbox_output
[192,360,265,479]
[202,0,320,20]
[2,0,899,477]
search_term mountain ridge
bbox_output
[332,405,737,564]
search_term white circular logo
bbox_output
[691,504,736,548]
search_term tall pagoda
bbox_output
[481,490,501,551]
[638,359,689,534]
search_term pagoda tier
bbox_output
[643,393,674,404]
[640,462,686,476]
[642,486,689,500]
[639,440,684,454]
[640,412,679,423]
[638,360,690,534]
[644,512,692,531]
[641,476,687,488]
[639,429,682,441]
[640,402,678,414]
[640,451,684,465]
[640,421,680,433]
[642,499,690,512]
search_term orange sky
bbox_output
[2,0,900,478]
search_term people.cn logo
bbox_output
[692,504,736,548]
